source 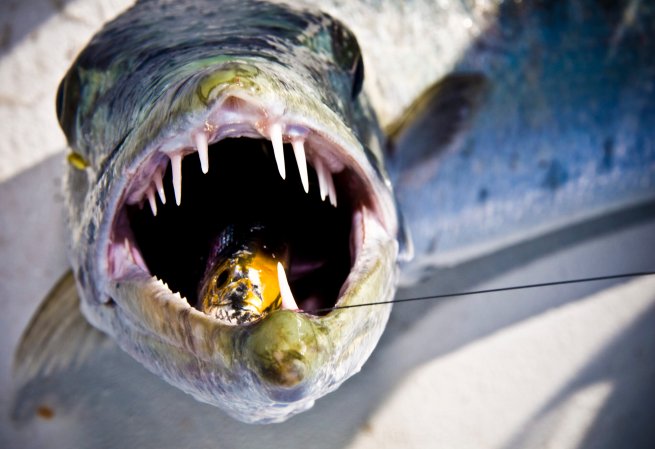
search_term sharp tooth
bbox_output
[195,133,209,174]
[292,140,309,193]
[124,238,134,263]
[171,153,183,206]
[326,170,337,207]
[154,168,166,204]
[277,262,299,310]
[147,188,157,216]
[315,159,328,201]
[270,123,286,179]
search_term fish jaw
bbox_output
[92,206,396,424]
[64,57,400,423]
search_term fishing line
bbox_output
[309,271,655,313]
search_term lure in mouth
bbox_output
[107,86,393,324]
[198,223,295,324]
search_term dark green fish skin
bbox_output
[56,0,401,423]
[58,0,375,169]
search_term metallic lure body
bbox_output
[199,224,291,324]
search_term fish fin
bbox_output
[11,270,110,422]
[386,73,488,171]
[395,199,414,263]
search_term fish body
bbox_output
[386,0,655,281]
[13,0,655,425]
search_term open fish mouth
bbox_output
[107,91,392,321]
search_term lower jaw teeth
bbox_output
[277,262,299,310]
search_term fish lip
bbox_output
[104,85,398,320]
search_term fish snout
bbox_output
[246,310,322,389]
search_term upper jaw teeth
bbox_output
[269,123,286,180]
[170,153,183,206]
[128,120,340,215]
[314,158,337,207]
[153,168,166,204]
[292,139,309,194]
[194,133,209,174]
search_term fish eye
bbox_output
[56,82,65,122]
[351,54,364,99]
[56,69,81,138]
[330,22,365,99]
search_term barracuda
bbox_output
[18,0,405,424]
[13,0,655,426]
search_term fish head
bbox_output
[56,0,403,423]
